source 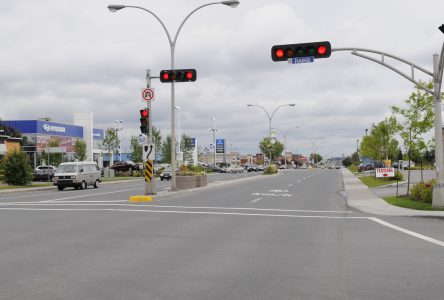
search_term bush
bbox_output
[393,170,404,181]
[410,179,435,203]
[264,164,278,175]
[179,164,205,176]
[2,150,33,185]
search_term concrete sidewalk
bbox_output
[342,168,444,217]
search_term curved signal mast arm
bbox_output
[332,47,434,95]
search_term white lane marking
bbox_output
[369,217,444,248]
[0,183,145,201]
[0,203,353,214]
[288,184,293,187]
[0,207,365,219]
[38,188,142,203]
[249,198,262,203]
[297,180,301,183]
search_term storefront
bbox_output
[1,120,103,168]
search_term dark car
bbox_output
[358,164,374,172]
[160,168,172,181]
[110,160,140,173]
[33,165,56,181]
[247,164,258,172]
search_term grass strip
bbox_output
[384,196,444,211]
[359,176,398,188]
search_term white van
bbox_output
[53,161,101,191]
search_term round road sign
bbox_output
[142,88,155,101]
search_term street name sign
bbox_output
[288,56,314,64]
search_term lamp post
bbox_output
[247,104,295,166]
[114,120,123,162]
[108,1,240,191]
[209,117,217,165]
[277,126,299,168]
[175,106,181,153]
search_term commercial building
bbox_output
[1,116,104,168]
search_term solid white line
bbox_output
[369,217,444,248]
[288,184,293,187]
[38,188,142,203]
[0,207,365,219]
[1,202,353,214]
[249,198,262,203]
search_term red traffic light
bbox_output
[271,41,331,61]
[160,69,197,82]
[140,109,149,118]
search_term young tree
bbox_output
[161,135,172,164]
[102,128,120,166]
[391,82,435,195]
[152,126,162,161]
[259,137,284,163]
[73,139,87,161]
[3,149,33,185]
[309,153,323,165]
[130,135,143,163]
[180,134,194,163]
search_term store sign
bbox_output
[42,123,66,133]
[216,139,225,154]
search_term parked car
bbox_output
[247,164,258,172]
[53,161,101,191]
[358,164,374,172]
[225,166,244,173]
[279,165,287,169]
[257,165,264,171]
[110,160,140,173]
[33,165,56,181]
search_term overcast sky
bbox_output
[1,0,443,157]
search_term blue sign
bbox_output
[191,138,196,148]
[290,56,314,64]
[216,139,225,154]
[2,120,83,138]
[93,128,104,140]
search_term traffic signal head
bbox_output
[271,41,331,61]
[140,109,149,135]
[160,69,197,82]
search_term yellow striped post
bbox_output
[145,159,153,182]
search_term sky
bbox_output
[1,0,443,158]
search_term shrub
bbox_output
[2,150,33,185]
[178,164,205,176]
[393,170,404,181]
[264,164,278,175]
[410,179,435,203]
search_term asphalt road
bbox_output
[1,169,443,299]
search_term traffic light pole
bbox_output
[145,69,156,195]
[332,45,444,207]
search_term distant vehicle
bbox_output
[33,165,56,181]
[335,165,341,169]
[247,164,258,172]
[160,167,172,181]
[358,164,374,172]
[279,165,287,169]
[225,166,244,173]
[110,160,140,173]
[257,165,264,171]
[393,161,415,169]
[53,161,101,191]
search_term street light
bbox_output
[114,120,123,162]
[209,117,217,165]
[277,126,299,168]
[108,1,239,191]
[175,106,181,154]
[246,104,295,166]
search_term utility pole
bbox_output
[144,69,156,196]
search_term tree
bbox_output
[310,153,323,165]
[102,128,120,165]
[259,137,284,163]
[73,139,87,161]
[152,126,162,161]
[2,149,33,185]
[130,136,143,163]
[359,118,399,162]
[351,152,359,165]
[391,82,435,195]
[161,135,172,164]
[41,139,63,166]
[180,134,194,163]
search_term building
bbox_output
[1,118,104,168]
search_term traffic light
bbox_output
[140,109,149,135]
[159,69,197,82]
[271,41,331,61]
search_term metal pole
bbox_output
[145,69,156,195]
[212,118,216,165]
[433,53,444,207]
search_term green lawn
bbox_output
[384,196,444,211]
[101,176,142,182]
[0,183,52,190]
[359,176,399,188]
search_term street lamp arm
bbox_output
[124,5,173,45]
[247,104,271,120]
[270,104,294,120]
[173,2,222,46]
[437,42,444,97]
